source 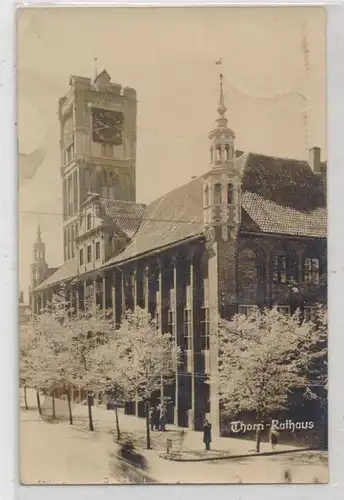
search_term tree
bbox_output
[217,307,327,452]
[20,322,37,411]
[29,284,76,421]
[114,308,181,449]
[65,299,114,431]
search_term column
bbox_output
[76,283,80,317]
[112,271,117,326]
[133,268,138,310]
[190,251,196,430]
[102,275,106,317]
[174,255,181,425]
[208,241,220,436]
[143,265,149,312]
[92,279,97,315]
[157,257,164,404]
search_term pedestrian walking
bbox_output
[149,406,156,431]
[203,418,212,451]
[269,422,279,450]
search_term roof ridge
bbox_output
[246,151,312,165]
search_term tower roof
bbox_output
[209,72,235,140]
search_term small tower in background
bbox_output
[203,72,241,241]
[30,224,49,290]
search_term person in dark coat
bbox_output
[269,422,279,450]
[150,406,158,431]
[203,419,212,451]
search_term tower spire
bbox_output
[216,72,228,127]
[94,57,98,81]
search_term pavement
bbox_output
[20,389,328,484]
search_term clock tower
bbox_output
[58,69,137,263]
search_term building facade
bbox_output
[30,70,327,435]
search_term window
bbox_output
[304,257,319,284]
[101,144,113,157]
[87,213,92,231]
[204,185,210,206]
[95,241,100,260]
[79,248,84,266]
[87,245,92,263]
[183,309,192,350]
[227,183,233,205]
[214,183,222,205]
[71,225,75,258]
[168,310,176,342]
[64,144,74,165]
[272,255,287,284]
[200,307,210,350]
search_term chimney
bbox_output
[308,146,321,173]
[19,292,24,303]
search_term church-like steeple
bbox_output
[208,73,235,166]
[203,71,241,242]
[31,224,48,289]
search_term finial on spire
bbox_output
[94,57,98,80]
[37,217,41,241]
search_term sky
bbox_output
[18,6,326,301]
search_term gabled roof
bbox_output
[104,178,205,266]
[99,198,146,239]
[34,259,77,292]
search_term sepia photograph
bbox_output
[18,6,327,484]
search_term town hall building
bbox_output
[29,69,327,435]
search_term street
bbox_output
[20,389,328,484]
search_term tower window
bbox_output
[225,144,230,161]
[214,183,222,205]
[64,144,74,165]
[87,213,92,231]
[95,241,101,260]
[204,185,210,206]
[79,248,84,266]
[87,245,92,263]
[227,183,233,205]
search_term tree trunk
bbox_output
[255,415,262,453]
[52,390,56,419]
[24,386,28,410]
[145,401,151,450]
[114,402,121,441]
[87,393,94,431]
[66,386,73,425]
[36,391,42,416]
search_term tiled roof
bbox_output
[241,152,326,211]
[100,199,146,239]
[34,259,77,292]
[104,152,327,266]
[241,192,327,238]
[104,177,205,265]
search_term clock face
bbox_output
[92,108,124,145]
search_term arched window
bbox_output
[216,144,221,161]
[225,144,230,161]
[204,185,210,206]
[304,257,320,284]
[227,183,233,205]
[214,183,222,205]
